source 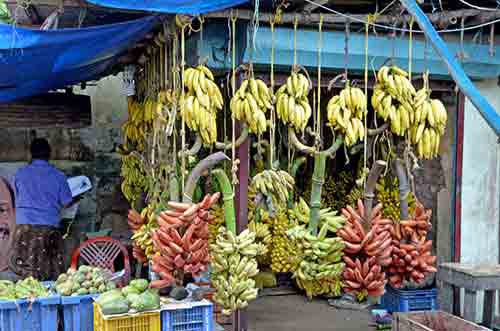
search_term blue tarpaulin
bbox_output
[0,16,158,103]
[85,0,248,15]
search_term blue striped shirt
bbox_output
[14,160,72,227]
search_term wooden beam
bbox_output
[204,8,494,29]
[303,0,329,13]
[0,93,91,129]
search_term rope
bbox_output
[316,15,323,140]
[289,16,299,172]
[231,12,239,187]
[344,19,350,79]
[363,17,370,189]
[180,23,187,194]
[270,18,276,168]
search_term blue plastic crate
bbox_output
[61,294,99,331]
[381,285,438,313]
[0,295,60,331]
[161,300,213,331]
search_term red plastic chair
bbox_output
[70,236,131,287]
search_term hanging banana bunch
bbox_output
[180,66,224,145]
[230,78,271,135]
[121,153,148,208]
[276,72,312,131]
[410,84,448,160]
[372,66,417,137]
[326,83,367,147]
[252,170,295,211]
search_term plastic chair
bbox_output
[70,236,131,287]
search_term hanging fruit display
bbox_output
[149,193,220,288]
[326,84,367,147]
[376,177,416,222]
[252,169,295,211]
[410,84,448,159]
[230,78,271,135]
[276,72,312,131]
[180,66,224,145]
[287,214,346,298]
[120,153,148,208]
[372,66,416,137]
[210,227,265,315]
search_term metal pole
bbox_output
[400,0,500,136]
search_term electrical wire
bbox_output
[303,0,500,33]
[458,0,499,11]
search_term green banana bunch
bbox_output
[211,227,263,315]
[410,87,447,159]
[302,171,355,212]
[326,84,367,147]
[276,72,312,131]
[287,221,346,299]
[230,78,271,135]
[248,218,272,266]
[180,66,224,145]
[289,197,346,233]
[372,66,416,137]
[252,169,295,211]
[121,153,148,209]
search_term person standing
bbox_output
[0,177,15,279]
[10,138,76,280]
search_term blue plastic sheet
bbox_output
[85,0,248,15]
[0,16,158,103]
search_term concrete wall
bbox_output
[460,79,500,321]
[0,73,131,268]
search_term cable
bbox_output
[303,0,500,33]
[458,0,499,11]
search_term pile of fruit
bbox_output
[230,78,271,135]
[338,200,394,300]
[276,72,312,132]
[150,193,220,288]
[55,266,116,296]
[287,215,346,298]
[121,154,148,208]
[210,228,264,315]
[96,279,160,315]
[327,84,367,146]
[0,277,50,300]
[180,66,224,145]
[387,201,436,288]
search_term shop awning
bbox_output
[85,0,248,15]
[0,16,158,103]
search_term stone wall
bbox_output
[0,74,130,267]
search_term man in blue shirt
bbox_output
[10,138,76,280]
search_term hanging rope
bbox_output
[316,15,323,141]
[180,21,188,195]
[288,15,299,173]
[363,17,370,189]
[231,12,239,188]
[406,18,416,198]
[270,18,276,168]
[344,19,350,80]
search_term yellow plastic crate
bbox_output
[93,303,161,331]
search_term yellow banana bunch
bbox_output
[249,216,272,266]
[276,72,312,131]
[410,87,447,159]
[180,66,223,145]
[372,66,417,137]
[210,227,264,315]
[230,78,271,135]
[287,221,346,299]
[376,176,416,222]
[270,210,298,273]
[209,205,225,245]
[121,153,148,209]
[131,205,158,259]
[327,84,367,147]
[252,170,295,211]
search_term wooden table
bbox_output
[437,262,500,328]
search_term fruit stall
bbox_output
[3,1,500,331]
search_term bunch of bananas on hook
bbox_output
[230,78,271,135]
[252,170,295,211]
[180,66,224,145]
[372,66,417,137]
[121,153,148,208]
[326,83,367,147]
[410,86,448,159]
[276,72,312,132]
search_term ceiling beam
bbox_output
[303,0,329,13]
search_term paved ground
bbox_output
[246,295,373,331]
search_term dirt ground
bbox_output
[246,295,374,331]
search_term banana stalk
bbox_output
[392,159,410,220]
[212,169,236,234]
[179,134,203,157]
[363,160,387,222]
[215,126,249,150]
[289,157,307,207]
[183,152,230,203]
